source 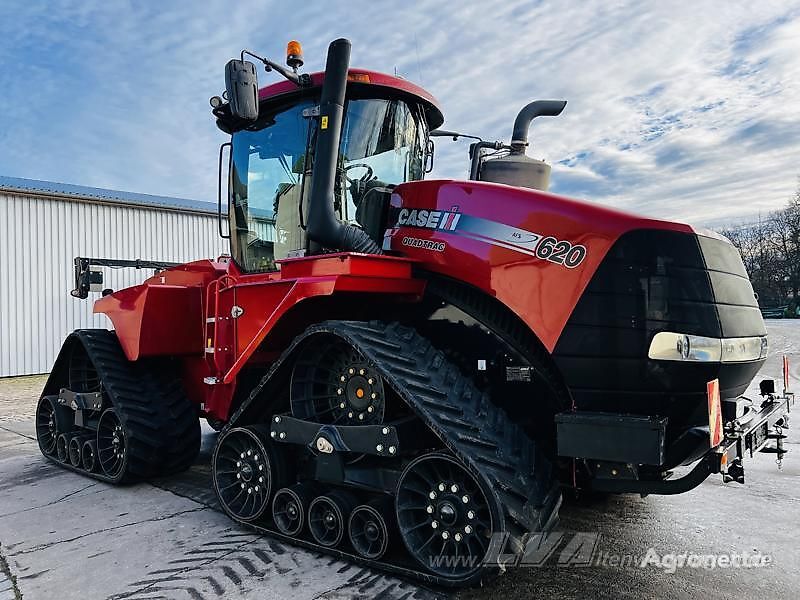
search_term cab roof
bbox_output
[218,69,444,132]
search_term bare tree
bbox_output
[718,178,800,315]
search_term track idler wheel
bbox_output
[35,395,72,457]
[272,483,316,536]
[348,501,391,559]
[56,433,70,463]
[97,408,127,480]
[82,439,98,472]
[308,491,357,547]
[396,453,495,580]
[213,426,284,522]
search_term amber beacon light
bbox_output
[286,40,304,69]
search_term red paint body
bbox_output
[95,253,424,420]
[93,70,696,423]
[386,179,693,351]
[94,178,692,421]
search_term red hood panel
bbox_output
[385,179,694,351]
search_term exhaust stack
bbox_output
[305,38,382,255]
[479,99,567,192]
[509,100,566,154]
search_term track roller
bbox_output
[272,483,316,536]
[348,501,391,559]
[213,426,284,522]
[56,433,70,463]
[68,435,91,468]
[82,439,98,472]
[308,491,357,547]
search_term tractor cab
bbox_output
[212,42,443,273]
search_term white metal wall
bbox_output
[0,191,228,376]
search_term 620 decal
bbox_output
[534,236,586,268]
[394,206,588,269]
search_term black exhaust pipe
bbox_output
[306,38,382,255]
[510,100,567,154]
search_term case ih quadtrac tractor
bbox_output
[36,39,793,586]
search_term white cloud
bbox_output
[1,0,799,227]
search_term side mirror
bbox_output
[224,59,259,121]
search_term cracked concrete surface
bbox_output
[0,377,437,600]
[0,323,798,599]
[0,435,435,600]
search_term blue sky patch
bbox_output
[1,0,798,227]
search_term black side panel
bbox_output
[552,229,765,435]
[698,234,765,338]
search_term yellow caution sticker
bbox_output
[321,116,328,129]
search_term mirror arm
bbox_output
[430,129,483,142]
[241,49,311,88]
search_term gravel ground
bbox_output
[0,376,43,424]
[0,322,797,599]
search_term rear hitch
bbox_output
[759,424,788,468]
[722,457,745,484]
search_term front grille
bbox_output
[552,229,766,432]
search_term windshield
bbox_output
[229,97,425,272]
[339,98,424,222]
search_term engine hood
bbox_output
[384,178,738,352]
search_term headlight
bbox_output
[721,336,767,362]
[648,332,767,363]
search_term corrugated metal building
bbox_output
[0,176,228,377]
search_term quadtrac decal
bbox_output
[394,207,587,268]
[401,236,446,252]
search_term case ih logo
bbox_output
[396,208,461,231]
[394,205,587,269]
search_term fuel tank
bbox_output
[385,179,766,428]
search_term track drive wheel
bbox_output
[291,337,385,425]
[213,426,284,522]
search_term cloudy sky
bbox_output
[1,1,799,227]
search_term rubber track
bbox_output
[223,320,561,585]
[39,329,200,483]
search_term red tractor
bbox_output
[36,39,793,585]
